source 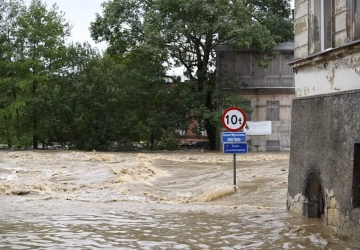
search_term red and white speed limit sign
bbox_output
[221,107,247,132]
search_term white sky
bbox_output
[24,0,106,50]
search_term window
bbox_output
[266,140,280,151]
[309,0,333,54]
[352,143,360,208]
[354,0,360,40]
[266,101,280,121]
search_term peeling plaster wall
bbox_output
[335,2,347,48]
[290,0,360,237]
[294,0,309,59]
[287,91,360,236]
[294,0,350,59]
[294,52,360,97]
[287,189,353,232]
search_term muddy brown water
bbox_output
[0,150,359,249]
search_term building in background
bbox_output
[287,0,360,236]
[215,42,295,151]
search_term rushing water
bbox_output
[0,151,359,249]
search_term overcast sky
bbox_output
[25,0,106,50]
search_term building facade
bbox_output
[288,0,360,236]
[216,42,295,151]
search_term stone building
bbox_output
[215,42,295,151]
[287,0,360,236]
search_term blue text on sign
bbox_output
[223,143,248,154]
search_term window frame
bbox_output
[309,0,334,54]
[266,101,280,121]
[266,140,280,151]
[352,0,360,41]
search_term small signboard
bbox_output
[223,143,248,154]
[222,132,246,143]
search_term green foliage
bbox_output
[70,47,183,150]
[0,0,293,151]
[91,0,293,150]
[0,0,100,149]
[0,0,73,148]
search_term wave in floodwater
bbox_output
[0,150,359,249]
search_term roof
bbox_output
[214,41,294,52]
[275,41,294,51]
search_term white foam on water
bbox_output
[109,155,168,186]
[0,173,17,181]
[200,184,235,202]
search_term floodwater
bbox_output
[0,150,359,249]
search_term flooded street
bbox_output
[0,150,359,249]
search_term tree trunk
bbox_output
[204,77,218,150]
[4,115,11,149]
[33,134,38,149]
[205,120,217,150]
[32,80,38,150]
[150,133,154,151]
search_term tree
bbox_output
[35,42,99,148]
[11,0,71,149]
[0,0,26,148]
[71,46,186,151]
[90,0,293,150]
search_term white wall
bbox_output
[295,52,360,97]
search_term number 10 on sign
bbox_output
[221,107,247,132]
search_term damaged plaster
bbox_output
[287,193,304,214]
[287,189,353,234]
[344,54,360,76]
[293,52,360,97]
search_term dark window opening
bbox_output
[355,0,360,40]
[352,143,360,208]
[324,0,333,49]
[266,140,280,151]
[304,172,325,218]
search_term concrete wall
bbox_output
[289,0,360,237]
[287,90,360,235]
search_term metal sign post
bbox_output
[233,154,236,192]
[221,107,248,193]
